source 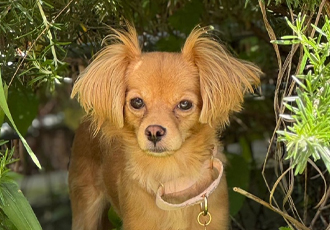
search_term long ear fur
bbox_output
[182,26,262,127]
[71,24,141,132]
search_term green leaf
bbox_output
[156,35,184,52]
[271,39,300,45]
[0,181,42,230]
[0,83,7,132]
[280,35,299,39]
[0,70,41,169]
[0,208,18,230]
[279,227,292,230]
[319,147,330,173]
[14,2,34,21]
[108,206,122,229]
[168,0,203,34]
[226,153,250,216]
[7,84,39,136]
[0,148,17,186]
[291,75,307,90]
[311,24,327,37]
[239,137,253,162]
[309,53,320,65]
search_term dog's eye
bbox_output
[130,98,144,109]
[177,100,193,111]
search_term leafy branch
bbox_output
[274,15,330,175]
[1,0,72,92]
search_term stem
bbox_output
[37,0,58,67]
[233,187,311,230]
[310,0,326,38]
[309,186,330,228]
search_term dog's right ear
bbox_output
[71,24,141,132]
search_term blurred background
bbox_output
[0,0,328,229]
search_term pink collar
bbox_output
[155,147,223,211]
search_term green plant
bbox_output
[0,1,77,227]
[0,72,40,168]
[275,14,330,175]
[0,147,42,230]
[0,0,71,91]
[0,69,42,229]
[234,1,330,230]
[279,227,292,230]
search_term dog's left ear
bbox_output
[182,26,262,127]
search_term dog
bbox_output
[69,24,261,230]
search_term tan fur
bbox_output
[69,24,261,230]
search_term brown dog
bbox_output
[69,24,261,230]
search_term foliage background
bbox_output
[0,0,329,229]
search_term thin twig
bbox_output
[326,223,330,230]
[310,186,330,228]
[233,187,311,230]
[310,0,327,38]
[230,216,246,230]
[258,0,282,119]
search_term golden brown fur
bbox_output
[69,24,261,230]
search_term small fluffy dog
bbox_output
[69,24,261,230]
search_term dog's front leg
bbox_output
[70,183,110,230]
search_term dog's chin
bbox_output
[144,148,175,157]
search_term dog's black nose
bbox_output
[145,125,166,146]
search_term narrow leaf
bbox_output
[0,71,41,169]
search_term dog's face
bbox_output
[71,25,261,154]
[124,52,202,155]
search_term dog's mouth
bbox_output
[144,147,174,156]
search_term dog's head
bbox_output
[72,24,261,156]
